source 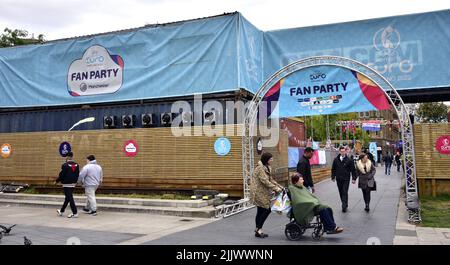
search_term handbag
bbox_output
[271,190,291,214]
[369,180,377,191]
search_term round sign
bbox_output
[256,138,263,155]
[59,142,72,157]
[214,137,231,156]
[123,140,139,157]
[1,144,12,158]
[435,135,450,155]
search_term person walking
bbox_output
[383,152,393,175]
[55,151,80,218]
[394,151,401,172]
[353,153,376,212]
[296,147,315,193]
[250,153,283,238]
[78,155,103,216]
[331,146,356,212]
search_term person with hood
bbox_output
[250,152,283,238]
[289,174,343,234]
[55,151,80,218]
[353,153,376,212]
[78,155,103,216]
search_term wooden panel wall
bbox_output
[413,123,450,196]
[0,125,289,197]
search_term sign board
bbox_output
[123,140,139,157]
[1,144,12,158]
[214,137,231,156]
[59,142,72,157]
[435,135,450,155]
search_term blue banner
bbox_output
[264,65,390,118]
[264,9,450,91]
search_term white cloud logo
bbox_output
[67,45,124,97]
[125,143,137,153]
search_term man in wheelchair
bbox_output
[289,174,344,234]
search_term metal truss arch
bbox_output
[241,56,421,222]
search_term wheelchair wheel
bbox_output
[312,224,324,240]
[285,222,305,241]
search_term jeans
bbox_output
[318,208,336,232]
[336,179,350,209]
[396,162,401,172]
[85,186,98,212]
[255,206,271,230]
[385,163,392,175]
[61,187,77,214]
[362,188,371,206]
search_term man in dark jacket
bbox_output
[55,151,80,218]
[297,147,315,193]
[383,152,394,175]
[331,146,356,212]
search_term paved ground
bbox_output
[146,166,402,245]
[2,165,446,245]
[0,206,215,245]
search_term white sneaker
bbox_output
[56,209,63,217]
[67,213,78,218]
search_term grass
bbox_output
[21,187,191,200]
[419,194,450,228]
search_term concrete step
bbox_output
[0,193,215,208]
[0,198,216,218]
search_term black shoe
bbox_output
[82,208,90,213]
[88,211,97,216]
[254,230,268,238]
[365,205,370,212]
[342,207,347,213]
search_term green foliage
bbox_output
[416,102,448,123]
[303,113,370,144]
[420,195,450,228]
[0,28,45,48]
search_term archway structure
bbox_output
[241,56,420,222]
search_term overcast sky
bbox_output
[0,0,449,40]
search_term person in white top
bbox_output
[78,155,103,216]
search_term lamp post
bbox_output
[68,117,95,131]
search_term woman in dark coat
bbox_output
[352,153,376,212]
[249,152,283,238]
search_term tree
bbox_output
[0,28,44,48]
[416,102,448,123]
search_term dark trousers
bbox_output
[396,162,401,172]
[255,206,271,230]
[318,208,336,232]
[61,187,77,214]
[362,188,371,206]
[336,179,350,209]
[385,163,392,175]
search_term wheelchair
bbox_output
[284,211,324,241]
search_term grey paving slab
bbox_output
[0,223,143,245]
[145,166,402,245]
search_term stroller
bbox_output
[284,189,325,240]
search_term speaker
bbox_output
[122,114,137,128]
[161,112,175,127]
[180,111,193,126]
[103,115,117,129]
[141,113,155,127]
[203,110,219,126]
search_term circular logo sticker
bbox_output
[435,135,450,155]
[1,144,12,158]
[124,140,139,157]
[214,137,231,156]
[59,142,72,157]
